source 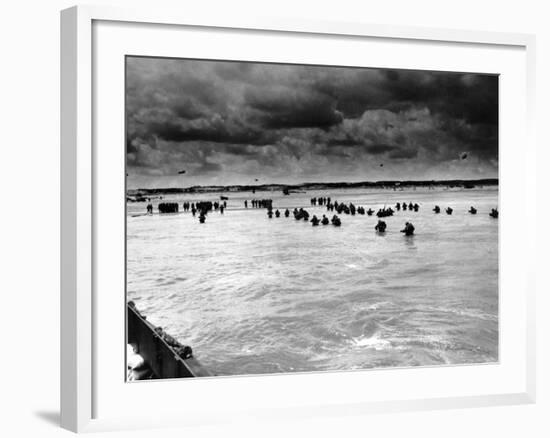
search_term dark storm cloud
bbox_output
[327,137,360,147]
[365,144,398,155]
[145,118,268,145]
[246,88,343,129]
[196,160,222,173]
[389,148,419,159]
[126,57,498,187]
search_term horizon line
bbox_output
[127,177,498,192]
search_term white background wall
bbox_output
[0,0,547,436]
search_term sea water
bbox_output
[127,187,498,376]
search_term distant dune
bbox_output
[127,179,498,196]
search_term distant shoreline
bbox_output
[127,178,498,196]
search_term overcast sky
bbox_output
[126,57,498,189]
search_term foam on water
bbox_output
[127,187,498,376]
[351,333,391,350]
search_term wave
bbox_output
[351,333,391,350]
[403,304,497,322]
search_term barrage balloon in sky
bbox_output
[126,57,498,188]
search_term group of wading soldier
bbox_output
[144,197,497,230]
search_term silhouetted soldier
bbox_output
[400,222,415,236]
[375,220,387,233]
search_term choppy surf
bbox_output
[127,187,498,376]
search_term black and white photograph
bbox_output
[125,56,499,380]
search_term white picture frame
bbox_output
[60,4,536,433]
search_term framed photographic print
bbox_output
[61,5,536,433]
